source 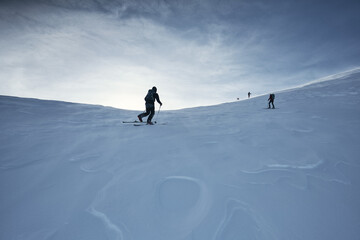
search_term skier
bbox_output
[138,86,162,124]
[268,93,275,109]
[248,92,251,98]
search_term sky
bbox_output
[0,0,360,110]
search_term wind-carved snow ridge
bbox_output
[214,199,277,240]
[155,175,211,231]
[86,174,211,240]
[87,206,124,240]
[87,177,127,240]
[157,175,210,240]
[265,159,323,170]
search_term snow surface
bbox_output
[1,70,360,240]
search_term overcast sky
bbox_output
[1,0,359,110]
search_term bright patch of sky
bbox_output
[1,0,359,110]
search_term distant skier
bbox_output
[138,86,162,124]
[248,92,251,98]
[268,93,275,109]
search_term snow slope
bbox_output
[1,70,360,240]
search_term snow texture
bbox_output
[1,70,360,240]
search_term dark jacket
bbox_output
[146,92,162,106]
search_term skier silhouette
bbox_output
[268,93,275,109]
[138,86,162,124]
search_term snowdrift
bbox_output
[1,70,360,240]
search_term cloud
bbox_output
[1,0,360,109]
[0,2,241,109]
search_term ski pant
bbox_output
[138,104,155,123]
[268,100,275,108]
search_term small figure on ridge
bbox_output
[268,93,275,109]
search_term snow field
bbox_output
[1,70,360,239]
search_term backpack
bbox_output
[144,89,154,102]
[270,93,275,100]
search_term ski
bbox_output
[134,122,167,126]
[123,121,166,126]
[122,120,144,123]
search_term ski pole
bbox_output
[155,105,161,123]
